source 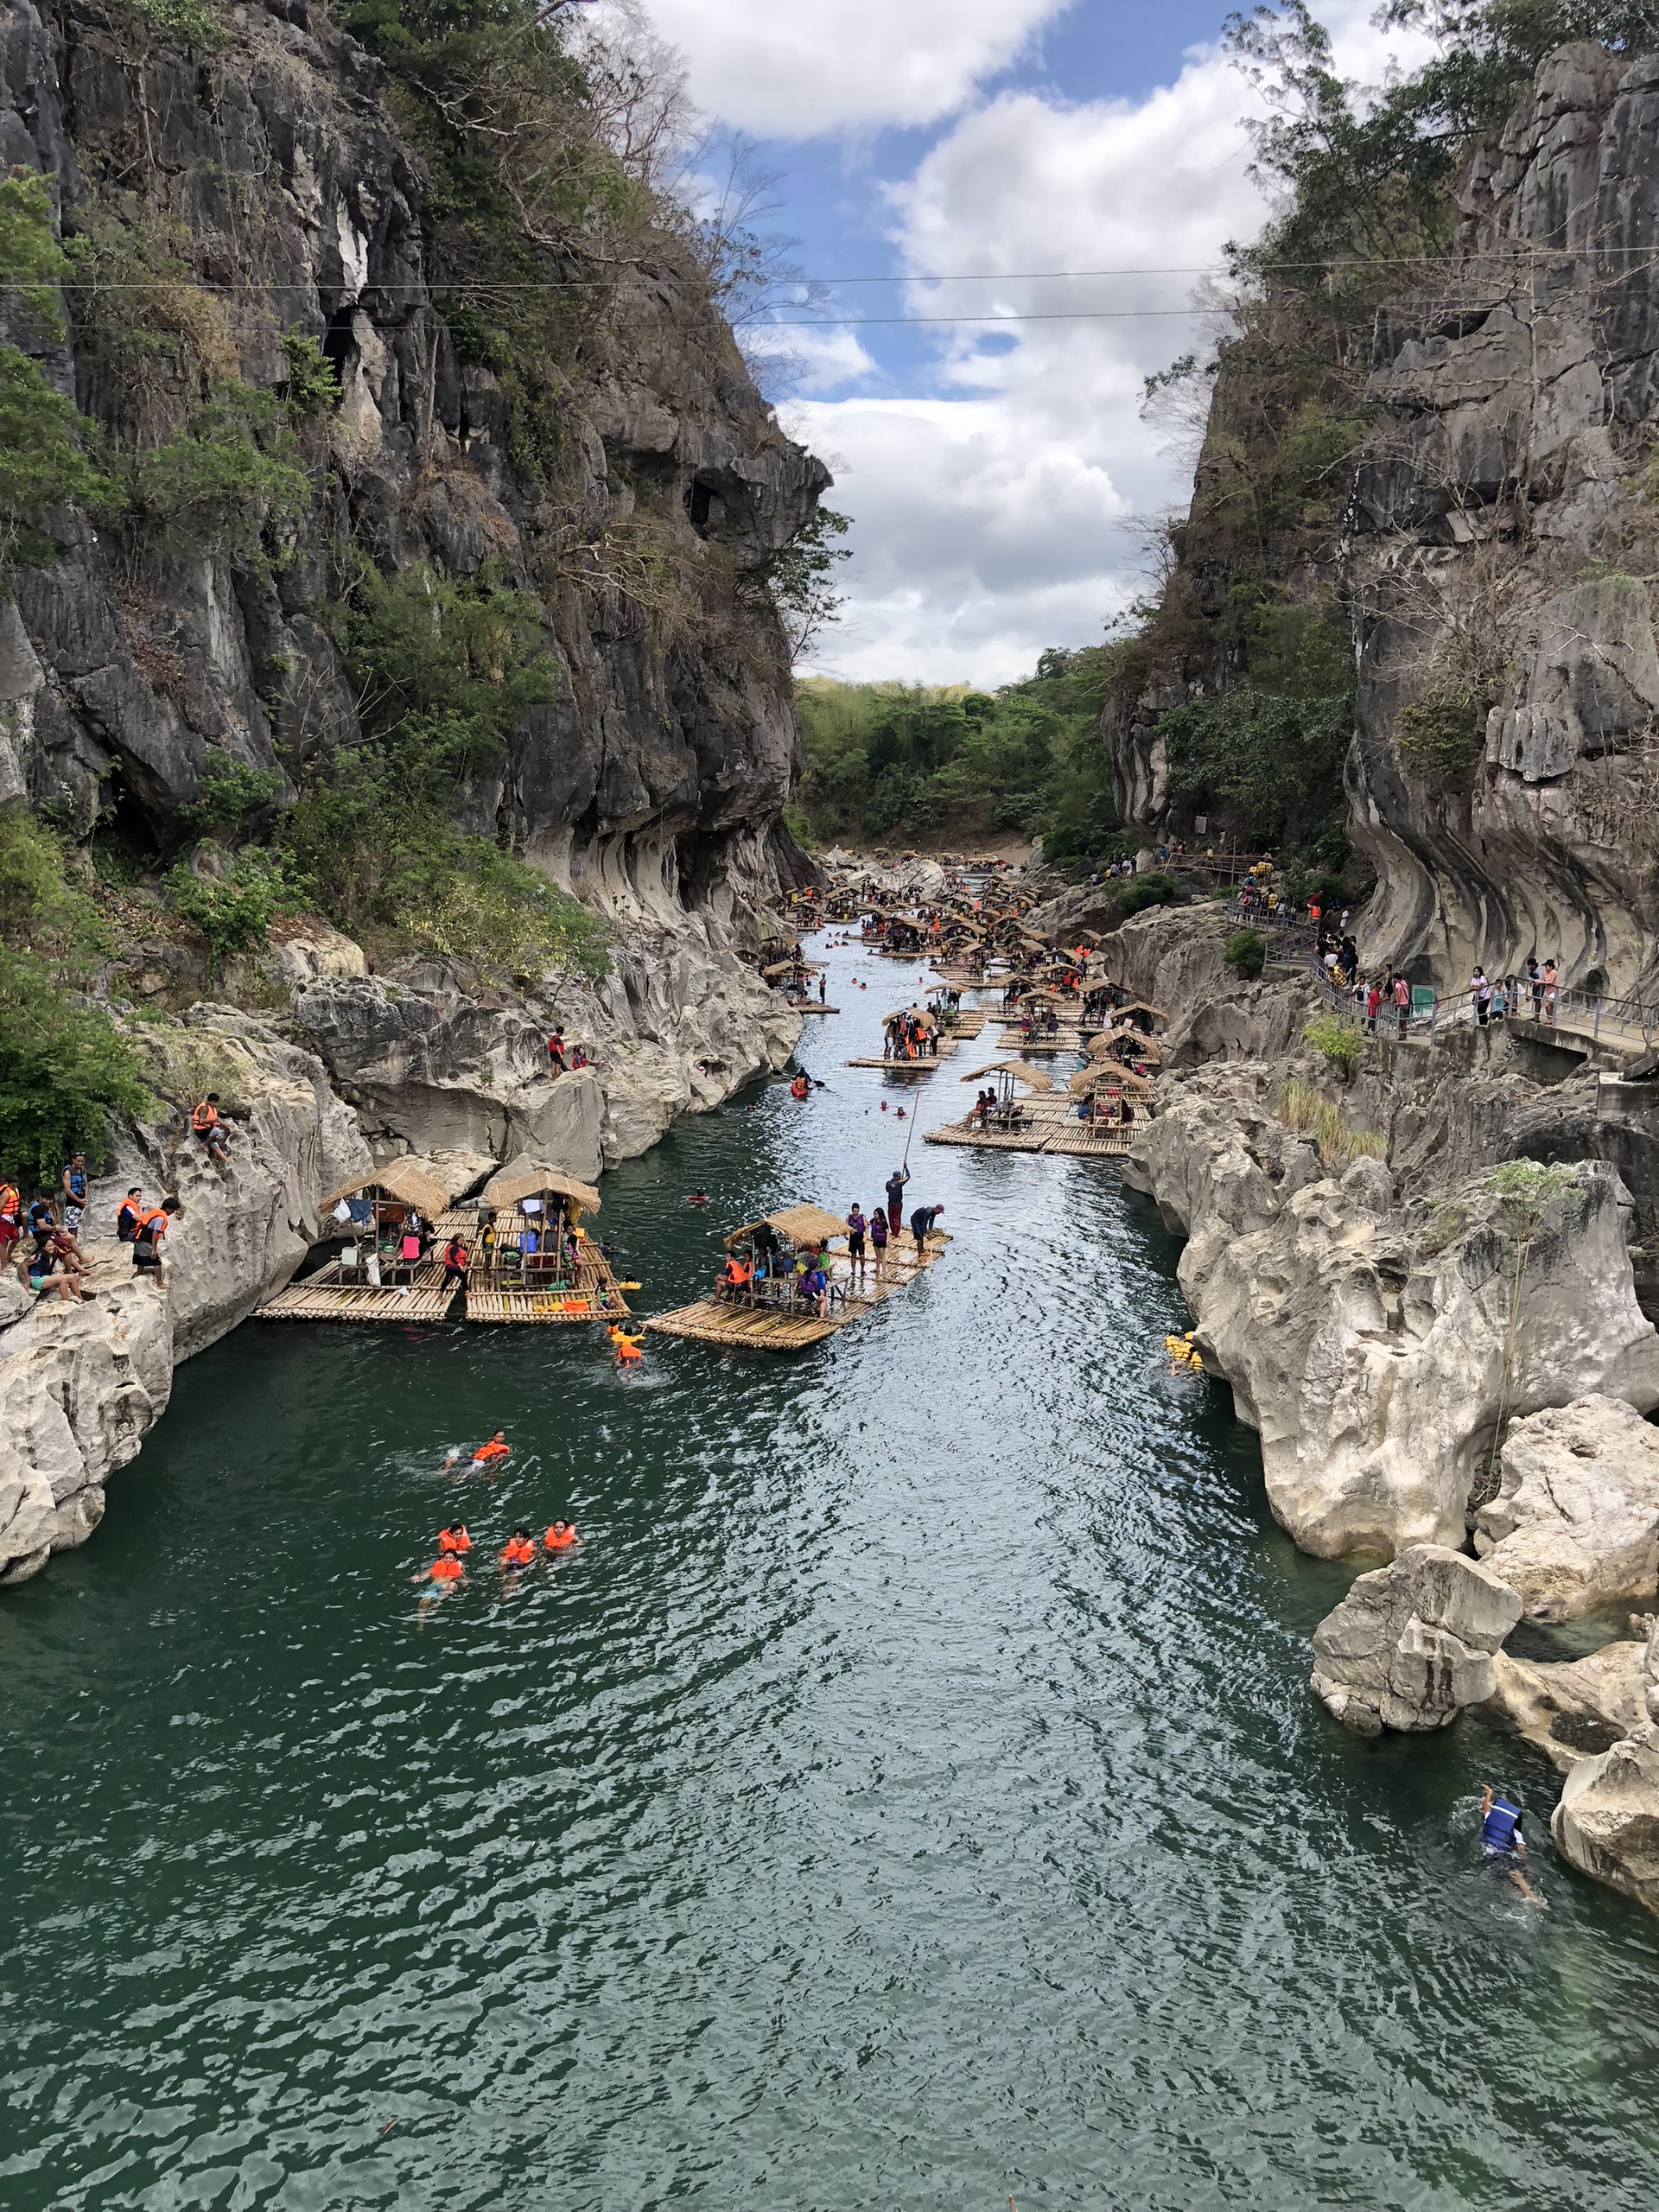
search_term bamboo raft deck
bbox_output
[792,1003,841,1014]
[430,1204,630,1323]
[256,1260,461,1323]
[925,1109,1135,1157]
[847,1033,963,1073]
[645,1234,949,1352]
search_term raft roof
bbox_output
[959,1059,1055,1092]
[320,1161,450,1217]
[483,1161,602,1212]
[1071,1065,1155,1097]
[725,1203,849,1249]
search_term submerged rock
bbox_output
[1476,1633,1654,1771]
[1310,1544,1522,1734]
[1475,1396,1659,1620]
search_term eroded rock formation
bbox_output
[1310,1543,1522,1734]
[1124,1065,1659,1556]
[1474,1395,1659,1619]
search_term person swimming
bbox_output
[499,1527,537,1571]
[544,1521,580,1552]
[1479,1784,1546,1906]
[608,1325,645,1363]
[445,1431,511,1471]
[438,1522,473,1554]
[687,1192,711,1205]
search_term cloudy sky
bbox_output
[615,1,1430,685]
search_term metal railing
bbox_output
[1312,965,1659,1052]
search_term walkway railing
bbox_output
[1312,966,1659,1054]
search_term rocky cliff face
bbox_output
[1105,41,1659,999]
[1348,43,1659,995]
[0,1007,369,1584]
[0,0,822,976]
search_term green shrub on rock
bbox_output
[1224,926,1267,977]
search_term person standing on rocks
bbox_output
[547,1029,566,1076]
[131,1197,179,1281]
[1479,1785,1545,1907]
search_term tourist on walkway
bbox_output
[1526,955,1542,1019]
[1392,973,1411,1039]
[1471,967,1491,1026]
[1542,958,1559,1024]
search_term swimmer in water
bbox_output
[1479,1785,1547,1906]
[412,1552,466,1620]
[609,1325,646,1363]
[499,1526,537,1573]
[544,1520,580,1552]
[687,1192,711,1205]
[445,1431,511,1471]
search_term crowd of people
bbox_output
[0,1093,235,1304]
[715,1171,944,1319]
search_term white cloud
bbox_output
[744,321,880,397]
[795,2,1440,683]
[629,0,1070,136]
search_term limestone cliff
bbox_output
[1106,41,1659,999]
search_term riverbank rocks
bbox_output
[0,1013,370,1586]
[1127,1065,1659,1557]
[1474,1397,1659,1619]
[1553,1726,1659,1916]
[1476,1632,1655,1770]
[295,921,798,1177]
[1310,1544,1523,1733]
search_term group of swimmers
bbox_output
[411,1432,582,1608]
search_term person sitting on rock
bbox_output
[1479,1785,1545,1907]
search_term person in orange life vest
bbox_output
[116,1187,143,1243]
[412,1554,465,1588]
[499,1527,537,1569]
[547,1029,566,1074]
[445,1430,510,1471]
[192,1094,229,1164]
[0,1176,20,1265]
[440,1234,469,1289]
[543,1522,579,1552]
[131,1196,179,1278]
[609,1325,645,1362]
[438,1522,472,1555]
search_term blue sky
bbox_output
[593,2,1426,683]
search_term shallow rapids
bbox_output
[4,935,1658,2210]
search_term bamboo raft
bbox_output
[257,1259,462,1323]
[925,1113,1134,1157]
[441,1166,628,1325]
[646,1205,949,1352]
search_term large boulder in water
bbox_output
[1311,1544,1522,1734]
[1474,1396,1659,1621]
[1553,1724,1659,1916]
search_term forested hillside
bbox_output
[794,650,1124,863]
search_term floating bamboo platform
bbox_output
[793,1003,841,1014]
[646,1234,949,1352]
[256,1260,461,1323]
[925,1111,1135,1158]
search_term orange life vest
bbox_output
[192,1101,218,1133]
[438,1529,472,1554]
[543,1525,577,1551]
[429,1556,463,1583]
[0,1183,18,1219]
[500,1536,536,1567]
[473,1440,510,1464]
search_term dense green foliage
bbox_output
[1224,927,1268,978]
[1304,1012,1365,1077]
[163,848,313,973]
[0,176,111,566]
[277,559,607,982]
[796,649,1128,864]
[0,817,150,1183]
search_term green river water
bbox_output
[4,934,1659,2210]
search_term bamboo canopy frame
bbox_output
[482,1162,601,1213]
[726,1204,849,1251]
[959,1058,1054,1092]
[321,1161,450,1219]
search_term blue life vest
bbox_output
[64,1166,87,1202]
[1482,1796,1522,1852]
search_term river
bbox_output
[4,934,1659,2210]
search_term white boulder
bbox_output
[1553,1724,1659,1916]
[1310,1543,1523,1733]
[1475,1396,1659,1620]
